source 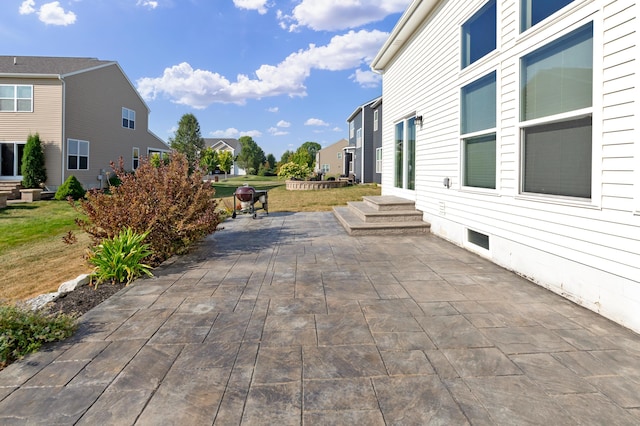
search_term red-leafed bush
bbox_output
[74,153,221,265]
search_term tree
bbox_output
[236,136,265,175]
[217,151,233,179]
[280,150,293,164]
[169,113,205,173]
[199,147,218,174]
[298,141,321,168]
[21,133,47,188]
[291,148,312,168]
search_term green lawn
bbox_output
[0,201,80,254]
[210,175,285,198]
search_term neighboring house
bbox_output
[203,138,245,175]
[315,138,348,178]
[346,96,382,183]
[371,0,640,332]
[0,56,169,191]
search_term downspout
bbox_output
[59,75,66,187]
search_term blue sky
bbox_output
[4,0,411,158]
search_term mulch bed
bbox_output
[43,281,127,318]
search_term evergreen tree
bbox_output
[169,113,205,173]
[21,133,47,188]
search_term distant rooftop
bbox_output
[0,56,114,76]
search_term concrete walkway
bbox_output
[1,212,639,425]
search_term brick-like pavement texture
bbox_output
[1,212,639,424]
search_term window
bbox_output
[521,0,574,32]
[394,117,416,190]
[337,152,342,159]
[461,72,497,189]
[0,85,32,112]
[67,139,89,170]
[376,147,383,174]
[356,128,362,147]
[521,23,593,199]
[462,0,496,68]
[374,110,379,131]
[122,107,135,129]
[349,121,354,138]
[321,164,330,173]
[132,147,140,170]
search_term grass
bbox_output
[0,179,380,303]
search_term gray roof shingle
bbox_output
[0,56,114,75]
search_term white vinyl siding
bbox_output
[377,0,639,331]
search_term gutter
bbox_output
[370,0,440,72]
[59,75,65,187]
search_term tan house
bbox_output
[315,138,348,178]
[0,56,169,193]
[204,138,245,175]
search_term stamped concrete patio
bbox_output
[1,211,639,424]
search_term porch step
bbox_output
[0,181,23,199]
[333,195,430,236]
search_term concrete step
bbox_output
[346,201,424,223]
[333,206,430,236]
[0,181,22,199]
[362,195,416,211]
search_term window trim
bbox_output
[376,147,383,174]
[520,0,575,33]
[461,0,497,69]
[122,107,136,130]
[67,139,90,171]
[0,84,33,113]
[356,128,362,148]
[374,110,379,131]
[132,147,140,170]
[460,71,498,192]
[517,20,599,204]
[349,121,354,138]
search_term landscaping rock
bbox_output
[58,274,90,296]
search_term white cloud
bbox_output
[268,127,289,136]
[332,127,342,132]
[350,68,381,88]
[38,1,77,26]
[209,128,262,138]
[137,29,388,108]
[19,0,36,15]
[279,0,411,32]
[233,0,269,15]
[277,120,291,128]
[305,118,329,127]
[137,0,158,9]
[267,107,279,113]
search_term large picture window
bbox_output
[462,0,496,68]
[0,85,32,112]
[68,139,89,170]
[521,23,593,199]
[461,72,497,189]
[521,0,574,32]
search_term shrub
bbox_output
[0,304,76,368]
[21,133,47,189]
[74,153,221,265]
[55,175,85,200]
[278,162,312,180]
[88,227,153,286]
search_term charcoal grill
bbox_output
[231,185,268,219]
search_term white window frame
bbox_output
[374,110,379,131]
[67,139,90,170]
[0,84,33,112]
[517,20,599,205]
[356,128,362,148]
[337,152,342,159]
[122,107,135,129]
[520,0,575,33]
[460,71,498,192]
[461,0,497,69]
[321,164,330,173]
[376,147,383,174]
[132,147,140,170]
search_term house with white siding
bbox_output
[204,138,245,176]
[371,0,640,332]
[0,56,169,193]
